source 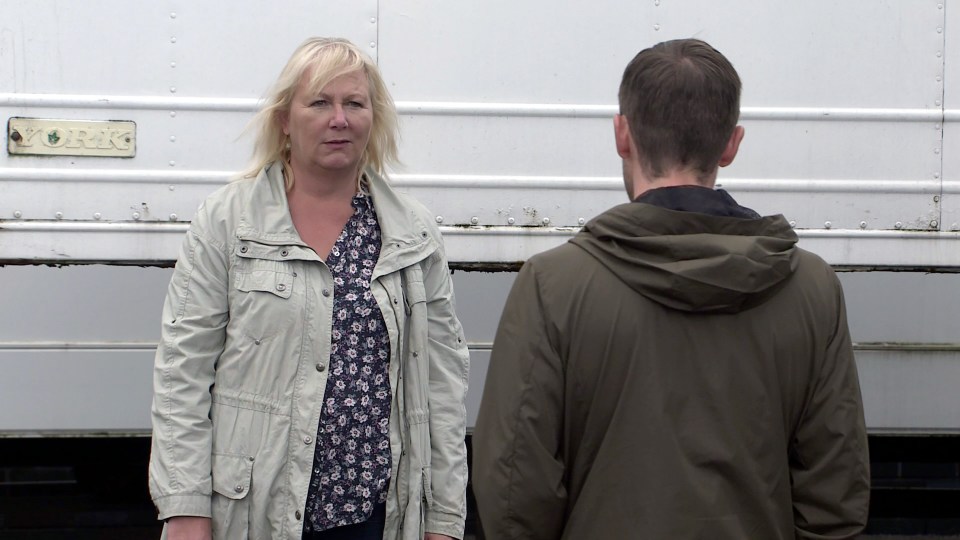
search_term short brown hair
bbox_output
[618,39,741,180]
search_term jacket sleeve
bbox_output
[149,202,230,520]
[422,247,471,538]
[790,276,870,539]
[472,259,567,540]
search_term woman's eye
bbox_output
[311,99,328,107]
[347,101,365,108]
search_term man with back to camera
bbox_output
[471,38,870,539]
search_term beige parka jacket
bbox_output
[149,162,470,540]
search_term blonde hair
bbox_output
[243,37,400,187]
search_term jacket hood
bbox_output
[569,186,799,313]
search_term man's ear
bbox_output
[614,114,633,160]
[718,126,745,167]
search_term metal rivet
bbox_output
[653,24,660,31]
[254,339,261,345]
[303,436,312,445]
[169,214,178,221]
[322,289,331,297]
[934,195,940,203]
[292,272,297,277]
[578,218,586,225]
[132,212,141,220]
[934,147,940,154]
[169,136,176,142]
[859,221,867,229]
[170,62,177,68]
[952,223,959,231]
[412,351,419,357]
[789,220,797,227]
[170,12,177,18]
[935,100,942,106]
[938,3,944,8]
[542,217,551,226]
[370,17,376,23]
[240,245,248,253]
[10,130,21,142]
[248,456,255,462]
[393,298,398,304]
[169,161,176,167]
[234,485,244,493]
[370,41,376,48]
[507,217,516,225]
[280,249,289,257]
[295,511,302,520]
[470,216,479,225]
[937,51,943,58]
[55,212,63,220]
[93,212,101,220]
[276,283,286,292]
[169,185,176,191]
[894,221,902,229]
[435,216,443,223]
[170,86,177,93]
[824,221,831,229]
[937,27,943,34]
[170,36,177,43]
[316,363,325,372]
[936,76,942,82]
[931,220,939,228]
[170,111,177,118]
[13,210,22,218]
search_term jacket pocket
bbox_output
[421,466,434,509]
[211,452,253,539]
[231,269,298,341]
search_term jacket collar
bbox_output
[236,162,436,275]
[634,185,761,219]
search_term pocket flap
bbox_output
[235,270,293,299]
[211,452,254,500]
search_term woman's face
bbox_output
[282,69,373,177]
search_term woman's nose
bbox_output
[330,105,348,128]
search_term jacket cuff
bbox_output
[425,509,465,539]
[153,493,212,520]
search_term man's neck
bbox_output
[630,169,717,200]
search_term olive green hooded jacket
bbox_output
[149,162,469,540]
[473,188,869,539]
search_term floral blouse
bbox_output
[303,193,392,533]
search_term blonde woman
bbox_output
[149,38,469,540]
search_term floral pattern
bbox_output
[303,193,392,533]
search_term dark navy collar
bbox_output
[634,185,760,219]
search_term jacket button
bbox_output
[254,339,261,345]
[392,298,398,304]
[281,249,289,257]
[295,510,302,520]
[276,283,286,292]
[322,288,331,297]
[412,351,419,358]
[234,485,244,493]
[303,435,313,445]
[316,363,325,372]
[239,245,248,253]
